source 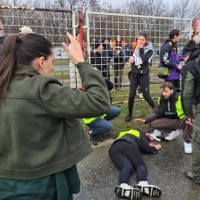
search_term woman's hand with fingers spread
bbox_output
[62,32,84,65]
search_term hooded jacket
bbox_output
[159,39,182,81]
[0,62,111,180]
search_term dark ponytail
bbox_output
[0,33,53,105]
[0,35,19,104]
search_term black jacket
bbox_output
[145,91,182,123]
[115,130,158,154]
[90,48,113,78]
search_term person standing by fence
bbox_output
[112,34,129,90]
[125,32,155,122]
[159,29,183,89]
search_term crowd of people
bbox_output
[82,28,200,199]
[0,17,200,200]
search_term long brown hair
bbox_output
[0,33,53,105]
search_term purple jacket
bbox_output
[159,39,181,81]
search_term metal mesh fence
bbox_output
[0,7,194,104]
[0,6,73,84]
[85,12,193,103]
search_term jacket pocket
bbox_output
[65,119,85,152]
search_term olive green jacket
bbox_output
[0,62,110,180]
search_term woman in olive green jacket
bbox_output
[0,32,110,200]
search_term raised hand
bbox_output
[62,32,84,65]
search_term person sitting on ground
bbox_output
[82,106,121,145]
[109,129,162,200]
[134,82,193,154]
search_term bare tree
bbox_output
[125,0,167,16]
[169,0,192,18]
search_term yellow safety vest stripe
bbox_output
[115,129,140,141]
[82,114,106,124]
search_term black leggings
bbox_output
[128,74,154,115]
[109,140,148,184]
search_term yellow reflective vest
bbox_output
[115,129,140,141]
[157,95,185,119]
[82,114,106,125]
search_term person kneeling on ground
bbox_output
[134,82,193,154]
[109,129,162,200]
[82,106,121,145]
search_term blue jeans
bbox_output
[88,107,121,136]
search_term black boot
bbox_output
[124,114,132,122]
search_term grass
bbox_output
[83,100,153,140]
[54,59,69,66]
[51,58,162,136]
[110,100,153,137]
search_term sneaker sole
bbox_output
[184,171,194,180]
[135,185,162,197]
[114,186,142,200]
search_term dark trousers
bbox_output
[128,74,155,115]
[113,63,124,89]
[109,140,147,184]
[150,118,192,143]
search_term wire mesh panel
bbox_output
[0,6,73,84]
[0,7,194,104]
[85,11,193,103]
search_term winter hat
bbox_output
[19,26,34,35]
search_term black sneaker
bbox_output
[114,186,142,200]
[134,185,162,197]
[125,114,132,122]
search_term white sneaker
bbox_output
[120,183,133,189]
[184,142,192,154]
[165,130,180,141]
[150,129,161,141]
[115,184,142,200]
